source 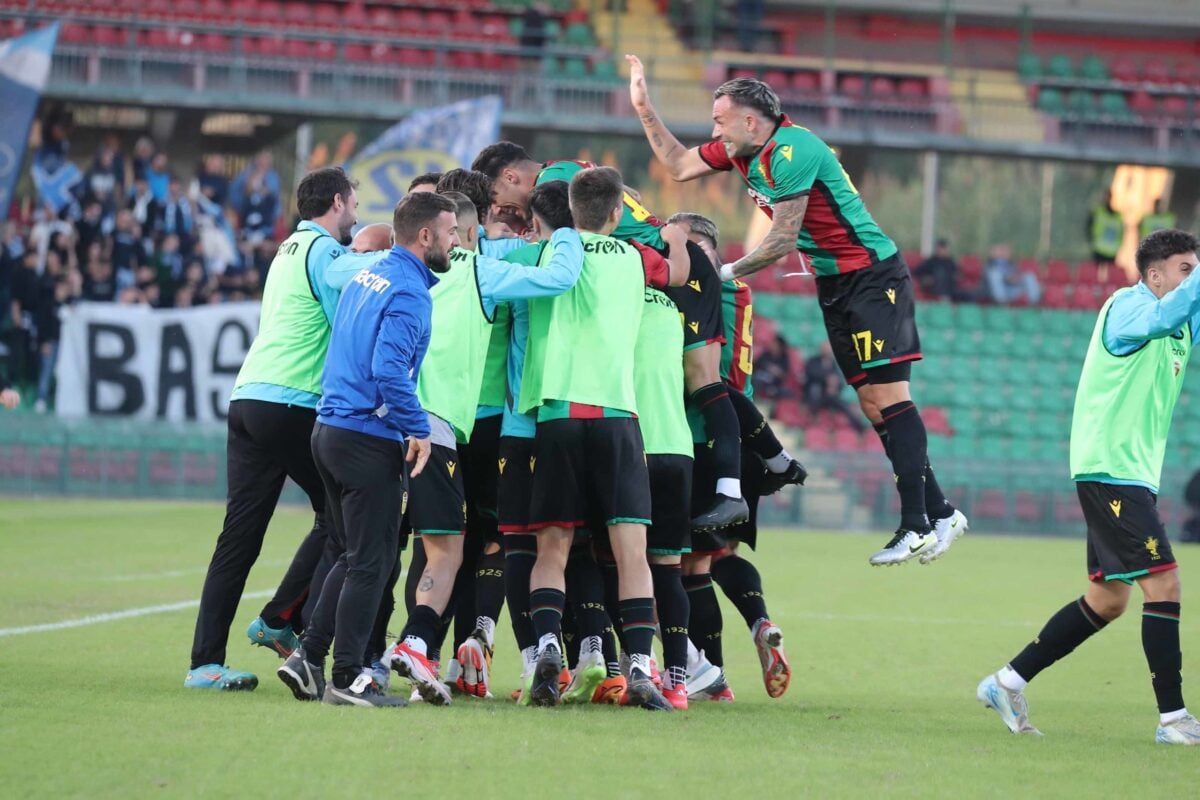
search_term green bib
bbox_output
[478,303,510,409]
[1070,290,1190,492]
[235,228,332,395]
[1090,207,1124,258]
[520,232,645,413]
[417,247,494,442]
[1140,213,1176,239]
[634,287,691,456]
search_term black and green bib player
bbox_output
[979,230,1200,745]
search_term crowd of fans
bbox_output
[1,123,284,411]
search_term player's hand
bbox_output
[660,221,688,252]
[406,436,431,478]
[0,388,20,410]
[484,221,516,240]
[717,263,737,282]
[626,54,650,110]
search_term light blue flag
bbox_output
[0,22,59,213]
[344,95,503,220]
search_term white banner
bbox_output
[55,301,260,422]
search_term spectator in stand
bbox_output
[131,136,155,182]
[1140,198,1177,240]
[915,238,972,302]
[1087,188,1123,278]
[147,152,170,203]
[237,170,278,245]
[8,249,40,386]
[519,3,549,54]
[737,0,764,52]
[195,154,230,207]
[75,199,107,265]
[0,221,25,316]
[85,144,123,216]
[230,150,282,230]
[34,268,74,413]
[161,176,195,255]
[129,176,160,239]
[81,255,117,302]
[110,209,143,277]
[155,233,186,290]
[30,111,81,220]
[753,332,791,402]
[984,243,1041,305]
[803,340,866,433]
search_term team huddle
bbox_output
[182,59,1200,740]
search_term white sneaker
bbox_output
[869,529,937,566]
[684,651,725,698]
[921,509,969,564]
[1157,713,1200,745]
[977,673,1042,735]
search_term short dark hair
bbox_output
[296,167,356,220]
[569,166,623,232]
[529,180,573,231]
[666,211,719,248]
[408,172,443,192]
[393,192,457,245]
[436,169,492,223]
[440,190,478,223]
[1136,229,1199,277]
[471,141,534,179]
[714,78,783,123]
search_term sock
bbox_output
[997,665,1027,692]
[403,536,426,615]
[521,646,537,673]
[529,587,566,649]
[561,603,579,670]
[650,563,690,686]
[683,572,724,667]
[1010,597,1109,683]
[880,401,931,531]
[566,550,615,650]
[618,597,657,666]
[630,651,652,680]
[475,616,496,650]
[873,422,889,453]
[727,388,785,464]
[602,629,621,677]
[504,534,537,651]
[398,603,442,656]
[1142,601,1184,715]
[1161,708,1189,725]
[924,459,955,521]
[473,547,505,644]
[580,634,603,658]
[599,558,627,651]
[716,477,742,498]
[691,382,742,494]
[711,554,768,630]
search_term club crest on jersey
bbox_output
[688,279,702,292]
[885,288,896,305]
[447,460,456,478]
[1110,499,1122,518]
[1146,536,1161,560]
[497,457,507,475]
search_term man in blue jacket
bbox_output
[278,192,459,708]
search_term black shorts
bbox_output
[689,443,764,553]
[1078,481,1177,584]
[497,435,536,533]
[665,240,725,352]
[462,414,501,544]
[816,253,921,388]
[406,443,466,536]
[648,454,693,555]
[529,417,652,528]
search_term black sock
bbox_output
[651,563,690,685]
[403,536,426,615]
[567,550,613,642]
[504,534,537,651]
[727,388,783,460]
[873,422,889,455]
[602,627,621,677]
[1010,597,1109,682]
[618,597,657,664]
[924,458,955,521]
[529,587,566,646]
[880,401,931,531]
[599,557,627,651]
[561,603,579,670]
[711,554,768,630]
[683,572,723,667]
[399,603,443,651]
[691,382,742,488]
[1143,601,1184,714]
[473,546,506,631]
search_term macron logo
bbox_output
[352,268,391,293]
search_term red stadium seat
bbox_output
[199,32,232,53]
[897,77,927,100]
[1162,94,1190,118]
[59,22,89,44]
[838,74,866,97]
[449,50,482,70]
[804,426,833,451]
[344,2,370,29]
[1129,90,1157,115]
[1043,285,1070,308]
[834,428,862,451]
[868,76,895,99]
[1014,491,1043,523]
[976,489,1008,521]
[1174,60,1200,87]
[1110,57,1138,83]
[93,25,126,47]
[1046,259,1071,284]
[732,68,758,80]
[1070,284,1100,309]
[1075,261,1098,284]
[773,399,806,429]
[1143,59,1170,84]
[762,70,790,89]
[345,42,372,62]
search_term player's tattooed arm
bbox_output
[626,54,715,182]
[729,196,808,278]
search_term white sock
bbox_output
[630,652,652,679]
[686,639,703,673]
[1161,707,1189,725]
[521,646,537,672]
[765,449,794,473]
[537,632,560,656]
[475,615,496,649]
[403,635,427,656]
[998,665,1027,692]
[716,478,742,499]
[581,635,603,658]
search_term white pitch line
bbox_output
[0,589,275,638]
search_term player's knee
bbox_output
[648,553,681,566]
[1143,568,1181,603]
[1087,590,1129,620]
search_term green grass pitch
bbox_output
[1,498,1196,797]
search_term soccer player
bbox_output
[408,172,442,194]
[627,56,966,566]
[186,168,361,691]
[385,191,586,705]
[277,191,453,708]
[669,212,792,701]
[518,166,688,710]
[979,230,1200,745]
[472,144,809,530]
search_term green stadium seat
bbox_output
[953,303,984,330]
[562,22,593,47]
[1036,87,1065,115]
[591,59,618,83]
[562,58,588,79]
[1067,88,1097,119]
[1098,91,1132,119]
[1017,52,1042,81]
[1047,54,1074,79]
[1080,55,1109,81]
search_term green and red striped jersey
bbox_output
[536,159,665,249]
[698,118,898,275]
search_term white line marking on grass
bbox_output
[0,589,275,638]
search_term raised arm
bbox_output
[719,196,808,281]
[627,54,716,183]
